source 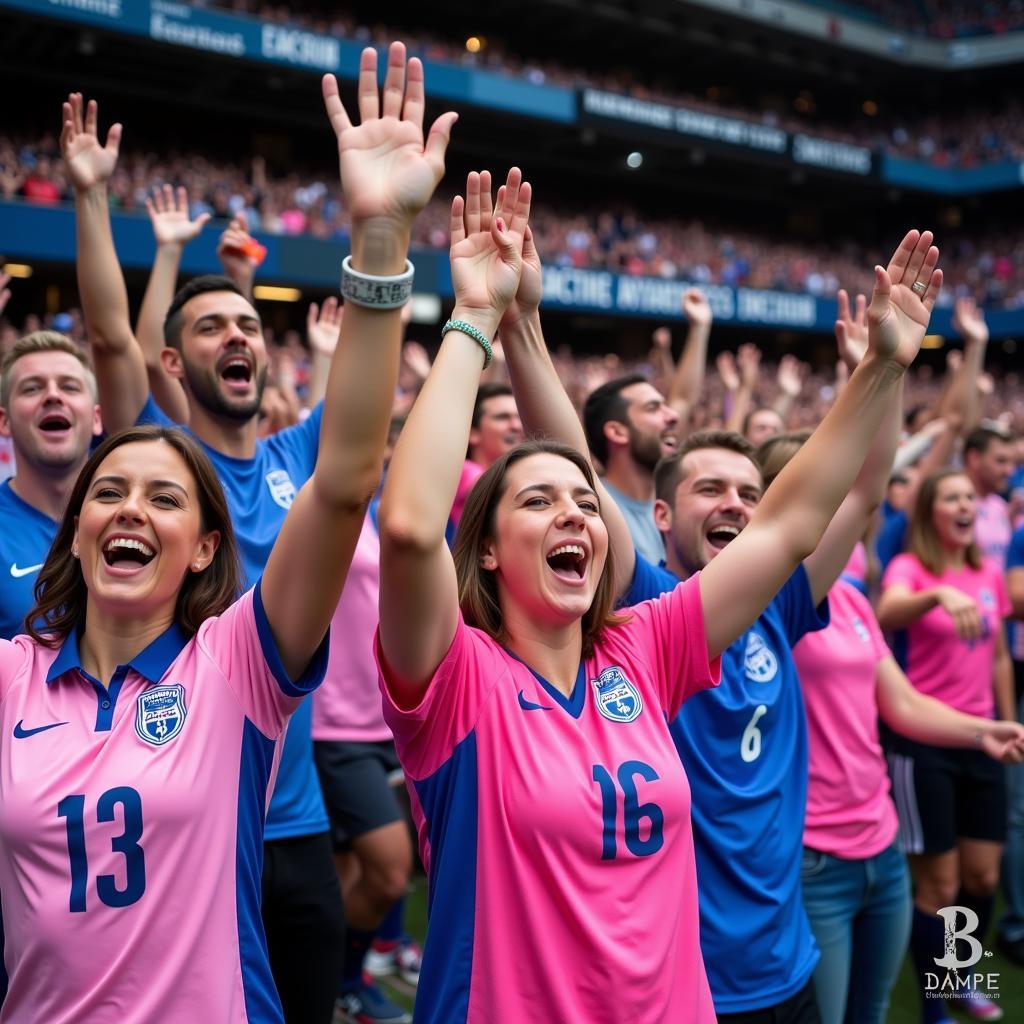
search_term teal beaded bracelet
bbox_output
[442,318,494,369]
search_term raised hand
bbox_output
[835,289,868,370]
[60,93,121,192]
[306,296,343,358]
[651,327,672,350]
[322,42,457,231]
[450,168,530,333]
[867,229,941,369]
[952,296,988,346]
[737,342,762,389]
[716,351,739,392]
[682,288,712,329]
[401,340,432,385]
[217,213,260,294]
[145,184,210,248]
[496,177,541,331]
[776,354,806,398]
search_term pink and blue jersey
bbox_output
[0,584,327,1023]
[377,575,719,1023]
[883,553,1011,717]
[624,555,828,1014]
[136,397,327,839]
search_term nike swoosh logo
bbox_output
[10,563,43,578]
[517,690,553,712]
[13,720,69,739]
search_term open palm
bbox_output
[323,43,457,226]
[450,169,530,320]
[146,184,209,246]
[60,93,121,191]
[867,229,942,369]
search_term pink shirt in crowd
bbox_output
[974,491,1012,567]
[882,553,1011,718]
[376,575,720,1023]
[0,585,326,1023]
[842,541,868,586]
[794,579,899,859]
[312,513,392,743]
[450,459,484,530]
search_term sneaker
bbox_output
[335,980,411,1024]
[365,938,423,986]
[953,990,1004,1021]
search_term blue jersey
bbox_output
[875,504,908,575]
[137,397,329,839]
[1008,526,1024,664]
[0,481,58,641]
[624,554,828,1013]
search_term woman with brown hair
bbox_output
[878,468,1015,1024]
[375,159,941,1021]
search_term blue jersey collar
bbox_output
[46,623,191,685]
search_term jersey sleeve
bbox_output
[1007,527,1024,571]
[133,394,177,428]
[621,550,678,606]
[616,573,721,718]
[0,636,32,702]
[882,552,922,592]
[375,616,508,780]
[272,401,323,476]
[775,563,830,646]
[197,583,329,739]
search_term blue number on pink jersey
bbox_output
[592,760,664,860]
[58,787,146,912]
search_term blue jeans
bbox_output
[800,842,911,1024]
[999,683,1024,942]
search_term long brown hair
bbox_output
[907,468,982,575]
[26,426,242,646]
[453,440,627,657]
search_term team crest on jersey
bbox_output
[265,469,296,509]
[852,617,871,644]
[135,685,187,746]
[592,666,643,723]
[744,632,778,683]
[980,588,995,608]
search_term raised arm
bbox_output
[499,218,635,597]
[801,289,902,604]
[216,213,260,301]
[137,185,208,424]
[305,296,343,407]
[61,93,149,433]
[261,42,456,679]
[772,354,805,423]
[648,326,674,399]
[378,168,527,702]
[700,230,941,658]
[942,297,988,434]
[722,343,760,434]
[666,288,711,431]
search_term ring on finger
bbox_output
[911,280,927,296]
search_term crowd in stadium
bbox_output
[2,25,1024,1024]
[4,134,1024,310]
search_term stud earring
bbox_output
[72,546,79,558]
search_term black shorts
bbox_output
[716,978,821,1024]
[888,736,1007,854]
[313,739,405,848]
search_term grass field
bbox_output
[377,876,1024,1021]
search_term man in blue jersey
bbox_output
[0,332,101,640]
[64,58,453,1021]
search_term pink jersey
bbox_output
[377,575,720,1024]
[882,553,1011,717]
[842,541,868,585]
[794,579,898,859]
[974,492,1011,567]
[312,513,391,743]
[0,584,327,1024]
[450,459,484,529]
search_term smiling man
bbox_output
[583,374,680,564]
[0,331,101,640]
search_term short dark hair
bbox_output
[654,430,760,504]
[741,407,783,437]
[163,275,250,349]
[582,374,648,465]
[471,383,514,430]
[27,426,242,646]
[964,425,1011,458]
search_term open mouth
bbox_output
[706,523,741,551]
[38,412,72,434]
[102,536,156,570]
[954,516,974,531]
[661,432,678,451]
[218,354,254,391]
[546,543,587,582]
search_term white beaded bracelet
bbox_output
[340,255,414,309]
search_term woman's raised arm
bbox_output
[378,169,528,704]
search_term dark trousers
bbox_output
[717,979,822,1024]
[262,831,346,1024]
